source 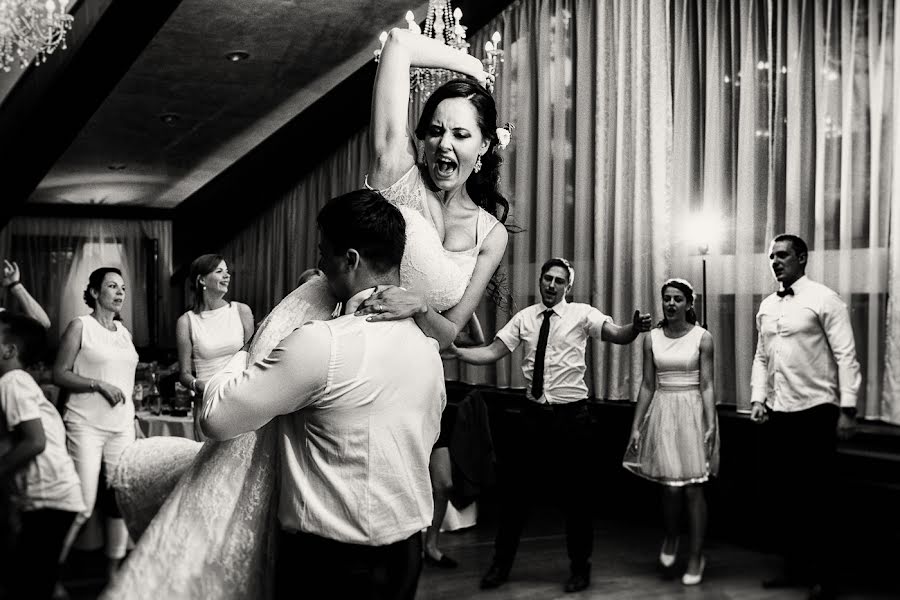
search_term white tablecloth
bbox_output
[136,411,195,440]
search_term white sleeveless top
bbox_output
[373,166,501,312]
[187,303,245,381]
[66,315,139,431]
[651,326,706,391]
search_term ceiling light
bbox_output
[373,1,502,98]
[0,0,74,72]
[225,50,249,62]
[159,113,181,125]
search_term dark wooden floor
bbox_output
[53,508,897,599]
[416,511,895,600]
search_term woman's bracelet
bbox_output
[5,281,22,291]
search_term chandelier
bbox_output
[0,0,74,72]
[374,0,503,100]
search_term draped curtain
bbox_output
[0,218,176,349]
[450,0,672,401]
[218,128,371,321]
[668,0,895,420]
[219,0,898,422]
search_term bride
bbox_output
[104,27,511,599]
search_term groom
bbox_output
[200,189,446,600]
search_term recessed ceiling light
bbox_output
[225,51,250,62]
[107,164,127,171]
[159,113,181,125]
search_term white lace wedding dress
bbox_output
[103,166,499,599]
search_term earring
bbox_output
[474,154,482,173]
[418,144,426,164]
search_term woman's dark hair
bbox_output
[414,79,518,311]
[657,279,698,328]
[83,267,123,310]
[189,254,229,313]
[414,79,510,224]
[0,311,47,367]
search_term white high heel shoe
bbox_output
[658,538,678,568]
[681,556,706,585]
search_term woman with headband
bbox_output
[623,278,719,586]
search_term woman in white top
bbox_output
[623,278,718,586]
[176,255,253,439]
[52,267,139,578]
[176,255,253,393]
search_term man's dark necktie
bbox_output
[776,287,794,298]
[531,309,554,399]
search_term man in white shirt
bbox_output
[750,234,860,600]
[201,189,446,600]
[450,258,652,593]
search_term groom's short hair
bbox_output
[317,189,406,274]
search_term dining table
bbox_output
[135,410,196,440]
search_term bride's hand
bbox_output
[356,286,428,322]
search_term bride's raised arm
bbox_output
[369,28,488,190]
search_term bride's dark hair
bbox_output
[414,79,510,224]
[414,78,518,311]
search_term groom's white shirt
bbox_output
[202,286,446,545]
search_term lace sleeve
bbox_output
[365,166,429,219]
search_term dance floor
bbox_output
[59,506,896,600]
[417,510,895,600]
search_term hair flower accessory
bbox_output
[496,122,514,149]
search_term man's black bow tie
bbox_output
[776,287,794,298]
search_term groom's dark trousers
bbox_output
[275,529,422,600]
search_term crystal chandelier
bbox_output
[374,0,503,100]
[0,0,74,72]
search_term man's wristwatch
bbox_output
[840,406,858,418]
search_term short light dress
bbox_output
[623,326,720,486]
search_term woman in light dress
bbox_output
[623,278,719,586]
[104,27,510,599]
[175,254,253,439]
[52,267,139,579]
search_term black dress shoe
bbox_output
[480,564,510,589]
[424,553,458,569]
[564,573,590,593]
[807,583,836,600]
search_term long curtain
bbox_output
[451,0,672,401]
[218,129,370,320]
[883,0,900,424]
[668,0,895,419]
[0,218,176,348]
[218,0,897,422]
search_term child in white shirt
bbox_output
[0,312,85,600]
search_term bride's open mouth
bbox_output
[433,156,457,179]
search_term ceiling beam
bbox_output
[0,0,184,228]
[172,0,516,279]
[15,203,173,221]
